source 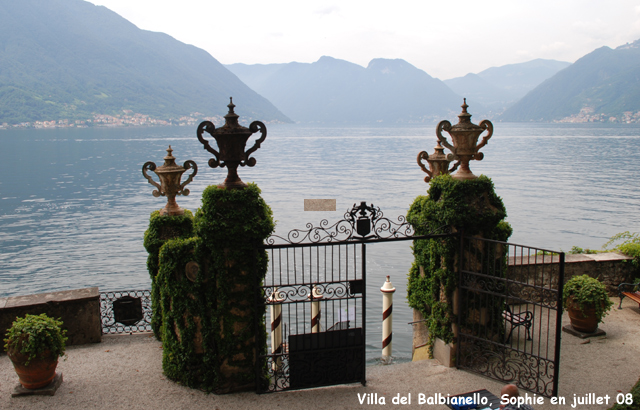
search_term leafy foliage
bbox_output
[608,376,640,410]
[569,246,598,255]
[406,175,512,356]
[603,231,640,270]
[3,313,67,366]
[563,275,614,323]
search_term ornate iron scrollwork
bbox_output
[265,202,415,245]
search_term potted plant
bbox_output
[563,275,614,333]
[3,313,68,389]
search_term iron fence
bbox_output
[100,290,152,334]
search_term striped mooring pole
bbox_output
[381,276,396,358]
[268,288,284,371]
[309,286,323,333]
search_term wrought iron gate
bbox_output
[254,202,564,395]
[456,236,565,397]
[255,202,428,393]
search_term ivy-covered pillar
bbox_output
[407,175,512,365]
[143,211,194,339]
[199,184,274,392]
[157,184,273,392]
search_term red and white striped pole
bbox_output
[309,286,323,333]
[268,288,284,371]
[381,276,396,358]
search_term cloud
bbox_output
[536,41,574,61]
[314,5,339,15]
[516,49,533,58]
[540,41,569,52]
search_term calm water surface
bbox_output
[1,122,639,363]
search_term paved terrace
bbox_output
[2,298,640,410]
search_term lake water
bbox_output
[1,122,639,363]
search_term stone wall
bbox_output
[0,287,101,352]
[508,252,636,296]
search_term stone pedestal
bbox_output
[433,338,456,367]
[12,373,63,397]
[411,309,429,361]
[562,324,606,339]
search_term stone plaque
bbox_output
[304,199,336,211]
[185,261,199,282]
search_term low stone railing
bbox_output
[508,252,636,296]
[0,287,102,352]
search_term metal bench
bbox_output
[503,304,533,343]
[618,283,640,309]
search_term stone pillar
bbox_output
[156,184,273,393]
[406,175,512,365]
[198,185,273,393]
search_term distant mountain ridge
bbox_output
[227,57,465,124]
[444,59,571,114]
[0,0,290,125]
[500,40,640,122]
[4,0,637,126]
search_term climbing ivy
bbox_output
[157,236,213,386]
[406,175,512,357]
[143,210,194,339]
[155,183,274,392]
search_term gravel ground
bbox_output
[2,298,640,410]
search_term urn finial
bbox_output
[196,98,267,189]
[417,139,458,183]
[435,99,493,180]
[224,97,240,128]
[142,146,198,215]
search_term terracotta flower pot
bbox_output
[7,349,58,389]
[566,297,599,333]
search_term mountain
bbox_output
[444,59,571,113]
[443,73,514,113]
[500,41,640,122]
[0,0,290,124]
[226,57,465,124]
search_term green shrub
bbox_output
[4,313,67,365]
[569,246,598,254]
[604,232,640,270]
[563,275,613,323]
[608,376,640,410]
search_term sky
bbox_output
[86,0,640,80]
